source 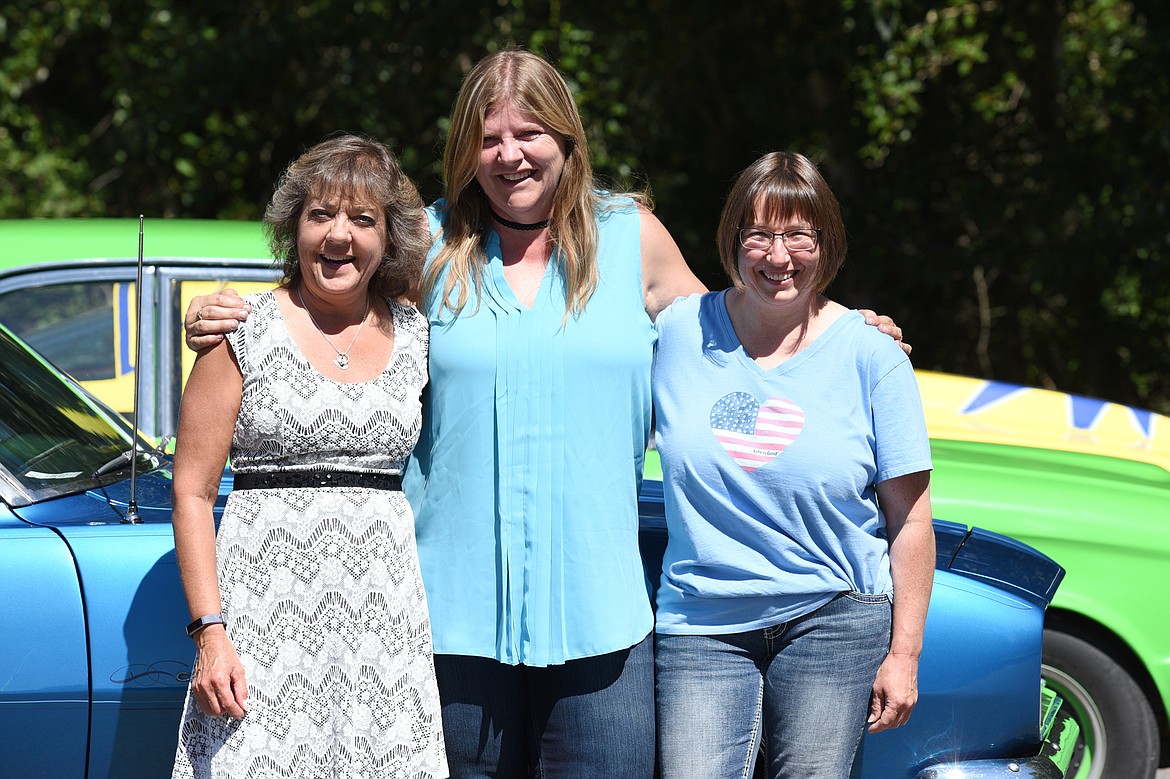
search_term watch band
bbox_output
[185,612,226,638]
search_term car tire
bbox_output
[1041,629,1159,779]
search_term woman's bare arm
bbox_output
[171,339,247,718]
[640,208,707,321]
[868,470,934,733]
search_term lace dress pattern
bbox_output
[172,291,447,779]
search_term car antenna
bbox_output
[122,214,145,524]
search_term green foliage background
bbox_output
[4,0,1169,412]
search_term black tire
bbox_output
[1041,629,1159,779]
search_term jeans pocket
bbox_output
[841,590,891,605]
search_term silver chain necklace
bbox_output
[295,287,369,370]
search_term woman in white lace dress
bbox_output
[170,135,448,778]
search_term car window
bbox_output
[0,279,142,423]
[0,281,124,382]
[0,274,278,442]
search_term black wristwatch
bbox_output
[185,612,226,638]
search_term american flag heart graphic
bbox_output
[710,392,805,472]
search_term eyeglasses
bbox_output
[738,227,821,253]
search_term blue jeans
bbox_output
[434,632,655,778]
[656,592,892,779]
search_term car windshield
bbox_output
[0,325,152,506]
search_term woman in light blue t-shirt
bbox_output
[652,152,936,779]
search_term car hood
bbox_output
[11,465,176,528]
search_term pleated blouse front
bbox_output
[406,200,655,666]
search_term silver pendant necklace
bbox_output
[295,287,369,370]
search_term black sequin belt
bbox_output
[232,471,403,491]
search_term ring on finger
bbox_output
[196,308,205,321]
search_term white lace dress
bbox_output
[172,291,447,779]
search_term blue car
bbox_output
[0,323,1077,778]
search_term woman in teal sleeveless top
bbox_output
[403,50,704,778]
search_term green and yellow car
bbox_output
[0,219,278,441]
[921,371,1167,778]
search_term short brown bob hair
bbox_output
[716,151,847,294]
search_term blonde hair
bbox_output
[422,49,617,318]
[265,134,429,300]
[716,152,847,294]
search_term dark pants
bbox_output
[434,633,655,778]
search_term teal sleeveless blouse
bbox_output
[404,198,655,666]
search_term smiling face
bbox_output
[296,192,387,302]
[474,102,568,224]
[736,210,822,313]
[716,152,847,301]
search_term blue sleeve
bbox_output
[653,292,701,338]
[871,354,932,484]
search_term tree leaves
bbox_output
[5,0,1168,411]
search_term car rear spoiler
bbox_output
[934,518,1065,608]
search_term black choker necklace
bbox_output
[491,210,550,231]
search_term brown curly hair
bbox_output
[264,134,429,300]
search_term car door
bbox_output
[156,268,280,441]
[0,509,90,778]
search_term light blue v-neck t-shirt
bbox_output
[652,291,932,635]
[404,199,655,666]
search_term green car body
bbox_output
[920,374,1169,778]
[3,218,1166,776]
[0,218,271,266]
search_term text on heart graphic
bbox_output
[710,392,805,472]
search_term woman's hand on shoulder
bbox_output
[640,208,706,321]
[858,309,911,355]
[184,289,253,351]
